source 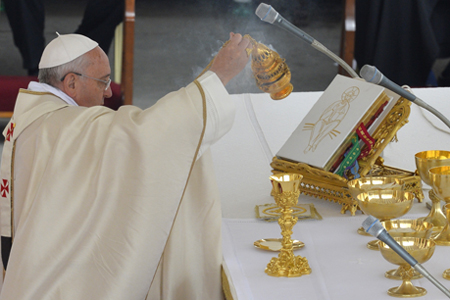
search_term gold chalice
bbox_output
[348,176,404,236]
[357,190,414,250]
[381,219,433,280]
[442,204,450,280]
[379,237,435,297]
[415,150,450,236]
[265,173,311,277]
[428,166,450,247]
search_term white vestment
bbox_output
[0,71,234,300]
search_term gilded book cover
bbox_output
[276,74,389,171]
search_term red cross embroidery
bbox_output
[1,179,9,198]
[5,123,14,142]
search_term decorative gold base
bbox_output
[443,268,450,280]
[357,226,371,236]
[385,267,423,280]
[367,239,379,251]
[265,250,312,277]
[387,283,426,298]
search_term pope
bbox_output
[0,32,251,300]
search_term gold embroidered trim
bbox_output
[10,141,15,240]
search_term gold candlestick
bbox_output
[265,173,311,277]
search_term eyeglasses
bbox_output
[60,72,111,91]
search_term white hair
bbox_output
[38,53,92,87]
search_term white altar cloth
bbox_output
[222,205,450,300]
[214,87,450,299]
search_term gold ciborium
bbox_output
[381,219,433,280]
[246,35,293,100]
[415,150,450,235]
[428,166,450,246]
[357,190,414,250]
[348,176,404,236]
[441,204,450,280]
[379,237,435,297]
[265,173,312,277]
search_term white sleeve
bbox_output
[193,71,236,159]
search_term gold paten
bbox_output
[254,238,305,252]
[357,190,414,251]
[415,150,450,236]
[379,237,435,297]
[255,203,322,222]
[271,96,422,215]
[428,166,450,246]
[265,173,311,277]
[381,219,433,280]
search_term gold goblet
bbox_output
[442,204,450,280]
[428,166,450,246]
[265,173,311,277]
[348,176,404,236]
[415,150,450,236]
[379,237,435,297]
[357,190,414,250]
[381,219,433,280]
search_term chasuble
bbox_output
[0,71,234,300]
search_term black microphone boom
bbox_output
[362,216,450,298]
[360,65,450,129]
[255,3,359,78]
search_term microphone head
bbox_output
[255,3,278,24]
[362,215,383,237]
[360,65,383,84]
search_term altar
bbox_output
[211,87,450,300]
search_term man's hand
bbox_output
[209,32,252,86]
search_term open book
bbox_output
[276,74,399,172]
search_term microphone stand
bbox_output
[255,3,359,79]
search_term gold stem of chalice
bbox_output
[443,204,450,279]
[429,166,450,246]
[422,190,447,237]
[357,190,414,251]
[415,150,450,236]
[379,237,435,298]
[265,173,311,277]
[348,177,405,237]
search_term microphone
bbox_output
[255,3,359,78]
[360,65,417,103]
[362,216,450,298]
[360,65,450,129]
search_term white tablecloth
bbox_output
[222,200,450,300]
[213,87,450,299]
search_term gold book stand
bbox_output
[271,96,423,216]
